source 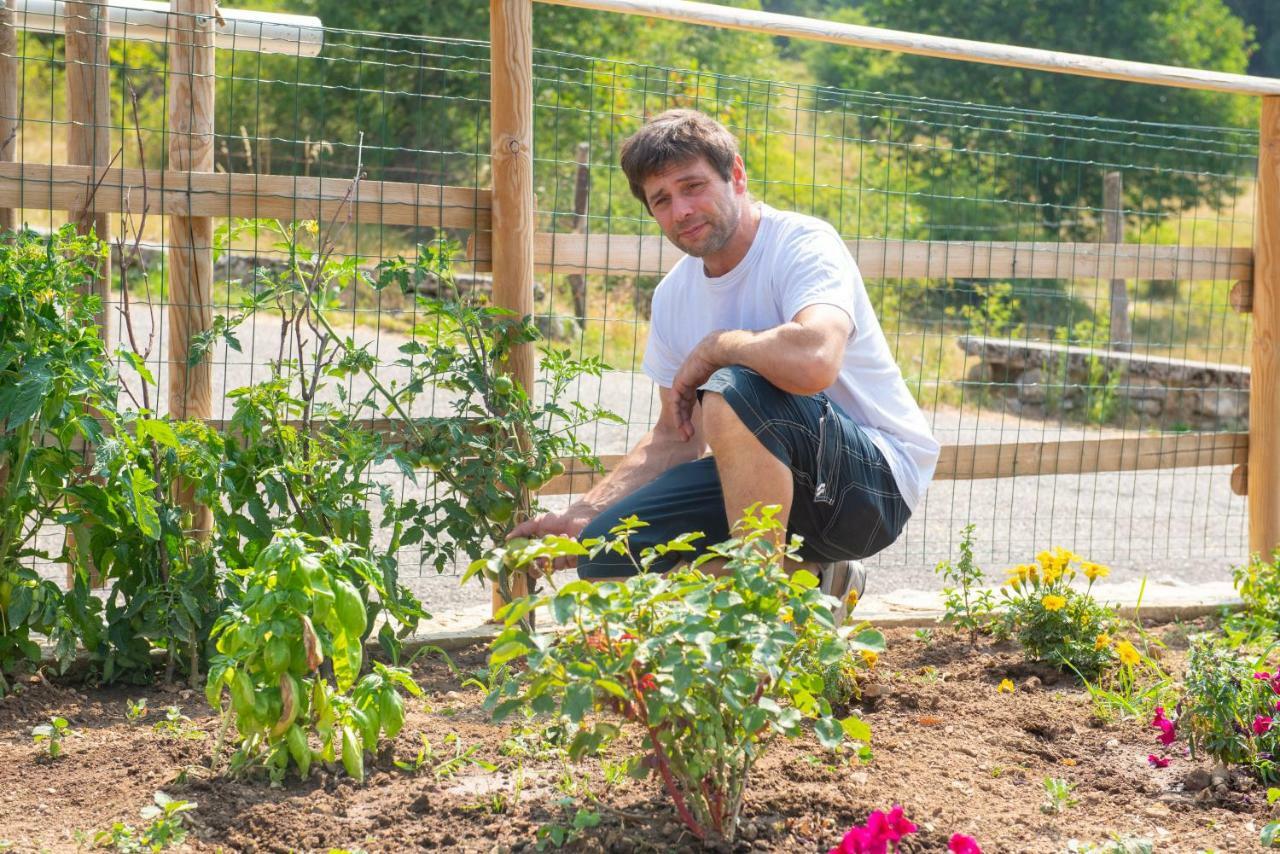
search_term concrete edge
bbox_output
[400,582,1247,655]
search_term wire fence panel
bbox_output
[0,10,1258,618]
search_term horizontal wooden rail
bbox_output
[0,162,491,230]
[533,430,1251,494]
[470,231,1253,282]
[186,422,1244,486]
[536,0,1280,96]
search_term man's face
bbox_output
[641,156,744,258]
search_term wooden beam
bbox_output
[535,431,1249,495]
[490,0,535,613]
[0,161,491,230]
[535,0,1280,96]
[169,0,216,536]
[0,3,16,233]
[1252,97,1280,557]
[470,232,1253,281]
[64,0,112,347]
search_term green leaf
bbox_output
[814,716,843,749]
[136,418,178,449]
[490,641,530,666]
[791,568,820,590]
[839,714,872,743]
[594,678,627,699]
[1263,821,1280,848]
[128,469,162,540]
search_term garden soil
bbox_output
[1,619,1276,853]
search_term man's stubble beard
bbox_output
[672,195,740,259]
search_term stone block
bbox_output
[1017,368,1047,404]
[1194,388,1249,421]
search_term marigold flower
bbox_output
[1041,594,1067,612]
[1081,562,1110,582]
[860,650,879,669]
[1116,640,1141,667]
[1147,754,1170,768]
[1094,633,1112,651]
[949,833,983,854]
[1254,715,1274,736]
[998,678,1015,694]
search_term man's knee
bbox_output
[701,365,770,442]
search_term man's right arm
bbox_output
[506,387,705,543]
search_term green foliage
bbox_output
[1229,551,1280,640]
[206,529,423,784]
[92,792,196,853]
[0,226,116,691]
[480,506,872,844]
[795,623,885,709]
[997,548,1118,678]
[934,524,995,643]
[806,0,1256,238]
[394,732,497,778]
[1179,635,1280,784]
[125,698,148,723]
[31,715,72,759]
[1041,776,1079,814]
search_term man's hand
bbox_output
[669,332,723,441]
[505,504,598,572]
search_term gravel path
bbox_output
[38,309,1248,622]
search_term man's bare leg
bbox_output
[701,391,793,547]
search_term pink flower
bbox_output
[948,834,983,854]
[1152,707,1177,746]
[1147,754,1170,768]
[828,807,917,854]
[1255,671,1272,681]
[1253,715,1274,736]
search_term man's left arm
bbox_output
[669,304,852,438]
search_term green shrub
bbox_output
[476,507,872,844]
[1179,636,1280,785]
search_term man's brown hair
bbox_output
[619,109,739,211]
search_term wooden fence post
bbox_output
[168,0,215,536]
[491,0,535,615]
[1252,96,1280,559]
[65,0,112,347]
[0,3,15,234]
[568,141,591,322]
[1103,171,1131,351]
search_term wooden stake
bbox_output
[0,3,16,234]
[568,141,591,322]
[168,0,215,536]
[491,0,535,616]
[1104,171,1131,351]
[64,0,112,347]
[1252,96,1280,558]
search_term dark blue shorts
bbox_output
[576,365,911,578]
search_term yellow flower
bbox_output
[998,678,1015,694]
[1005,564,1038,586]
[1094,633,1112,651]
[1041,594,1067,612]
[859,650,878,668]
[300,219,319,235]
[1081,562,1110,582]
[1116,640,1141,667]
[1037,547,1077,583]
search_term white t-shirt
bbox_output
[642,203,939,510]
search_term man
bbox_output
[508,109,938,621]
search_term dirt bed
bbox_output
[1,619,1275,853]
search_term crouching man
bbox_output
[509,109,938,621]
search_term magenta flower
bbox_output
[1147,754,1170,768]
[1152,706,1177,746]
[1254,715,1274,736]
[1255,672,1272,681]
[948,833,983,853]
[828,806,917,854]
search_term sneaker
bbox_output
[819,560,866,625]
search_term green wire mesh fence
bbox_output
[0,8,1259,619]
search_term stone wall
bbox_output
[957,335,1249,427]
